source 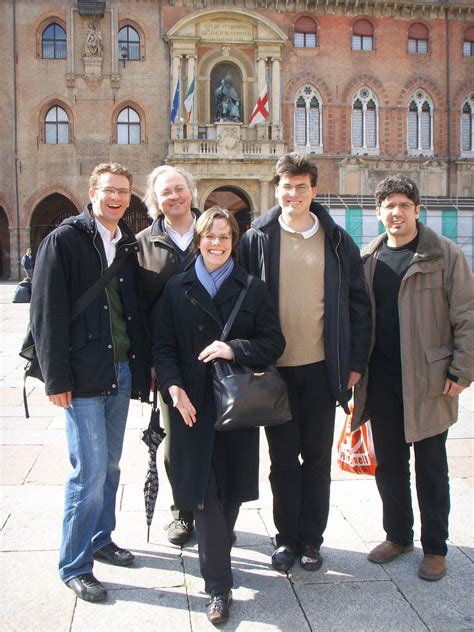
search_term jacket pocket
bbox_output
[424,345,452,397]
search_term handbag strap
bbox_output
[219,276,253,342]
[69,255,125,321]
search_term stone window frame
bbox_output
[351,18,374,52]
[36,16,67,60]
[293,84,323,154]
[407,89,434,156]
[118,19,146,62]
[39,99,74,144]
[407,22,430,55]
[460,93,474,156]
[351,87,379,155]
[463,25,474,57]
[112,101,147,145]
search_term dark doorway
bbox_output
[30,194,79,252]
[204,187,251,236]
[124,195,150,235]
[0,207,10,278]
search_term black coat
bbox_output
[239,201,371,413]
[30,205,151,399]
[153,264,286,510]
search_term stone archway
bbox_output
[204,187,251,236]
[123,194,150,235]
[0,207,10,278]
[30,193,79,250]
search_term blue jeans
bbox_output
[59,362,132,581]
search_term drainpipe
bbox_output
[13,0,21,279]
[445,7,451,197]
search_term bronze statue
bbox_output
[215,74,241,122]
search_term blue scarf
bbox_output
[195,254,234,298]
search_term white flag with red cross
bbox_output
[249,85,269,127]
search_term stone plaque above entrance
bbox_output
[199,21,253,42]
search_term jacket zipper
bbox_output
[335,229,342,392]
[93,230,118,391]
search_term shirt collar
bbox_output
[278,212,320,239]
[164,213,196,241]
[94,216,122,244]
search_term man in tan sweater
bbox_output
[240,153,371,572]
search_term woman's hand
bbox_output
[168,385,197,427]
[198,341,235,363]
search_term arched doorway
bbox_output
[204,187,251,236]
[0,207,10,278]
[123,194,150,235]
[30,194,79,251]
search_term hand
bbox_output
[347,371,362,389]
[198,341,234,363]
[443,378,465,397]
[48,391,72,408]
[168,385,197,427]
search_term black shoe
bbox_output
[206,591,232,625]
[271,545,296,572]
[165,519,194,545]
[300,544,323,571]
[65,573,107,602]
[94,542,135,567]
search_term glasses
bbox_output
[158,186,188,198]
[95,187,131,197]
[380,202,416,211]
[279,184,311,194]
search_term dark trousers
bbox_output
[194,465,240,596]
[265,361,336,550]
[160,393,194,524]
[368,366,450,556]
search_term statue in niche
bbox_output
[215,74,241,122]
[84,22,104,58]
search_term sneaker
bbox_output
[206,590,232,625]
[418,554,447,581]
[65,573,107,602]
[165,519,194,545]
[368,540,414,564]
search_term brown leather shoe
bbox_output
[368,540,414,564]
[418,554,447,581]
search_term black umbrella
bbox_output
[142,385,166,542]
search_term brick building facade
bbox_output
[1,0,473,279]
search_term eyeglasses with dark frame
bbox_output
[94,187,131,197]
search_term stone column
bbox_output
[171,55,182,140]
[258,179,270,216]
[257,57,266,94]
[271,57,281,130]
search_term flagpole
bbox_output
[192,71,195,140]
[264,64,268,141]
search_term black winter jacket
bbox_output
[30,205,151,399]
[153,264,286,510]
[239,201,371,412]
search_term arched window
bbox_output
[117,107,141,144]
[352,19,373,51]
[44,106,69,144]
[118,25,140,61]
[351,88,378,153]
[408,23,429,53]
[463,26,474,56]
[408,90,433,154]
[294,86,322,152]
[42,23,66,59]
[294,17,317,48]
[461,94,474,153]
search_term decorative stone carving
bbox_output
[216,125,241,155]
[83,22,103,89]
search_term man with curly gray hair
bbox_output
[137,165,200,546]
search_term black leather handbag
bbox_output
[213,278,291,432]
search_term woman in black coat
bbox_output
[153,207,285,625]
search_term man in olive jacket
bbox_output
[30,163,150,602]
[240,152,371,573]
[353,175,474,581]
[136,165,200,546]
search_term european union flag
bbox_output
[170,78,180,124]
